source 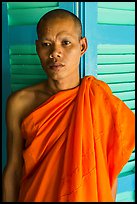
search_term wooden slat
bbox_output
[116,191,135,202]
[117,174,135,200]
[98,2,135,11]
[9,25,37,44]
[98,8,135,25]
[97,54,135,64]
[120,161,135,174]
[129,152,135,161]
[11,81,46,92]
[97,73,135,83]
[10,45,36,55]
[97,64,135,74]
[113,91,135,101]
[11,65,45,75]
[97,44,135,55]
[8,6,59,26]
[7,2,58,9]
[108,82,135,92]
[118,170,135,179]
[123,100,135,110]
[11,74,47,84]
[10,55,40,65]
[117,173,135,192]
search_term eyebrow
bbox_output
[40,32,76,41]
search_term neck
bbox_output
[46,74,80,95]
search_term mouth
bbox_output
[49,63,65,70]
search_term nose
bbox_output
[49,44,62,59]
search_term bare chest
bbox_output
[21,90,52,123]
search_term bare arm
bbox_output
[2,94,24,202]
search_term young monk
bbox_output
[2,9,135,202]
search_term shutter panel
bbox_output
[98,8,135,25]
[7,2,59,25]
[97,44,135,113]
[97,3,135,202]
[7,2,59,92]
[98,2,135,10]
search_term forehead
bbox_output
[38,17,78,38]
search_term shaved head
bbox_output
[36,9,82,39]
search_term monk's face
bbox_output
[36,17,87,80]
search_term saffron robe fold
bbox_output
[18,76,135,202]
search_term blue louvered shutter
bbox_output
[7,2,60,92]
[96,2,135,202]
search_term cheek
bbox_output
[38,49,46,57]
[70,51,81,65]
[37,53,48,69]
[65,47,81,61]
[37,46,49,57]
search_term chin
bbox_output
[49,73,72,81]
[46,72,62,80]
[45,66,77,81]
[45,69,66,80]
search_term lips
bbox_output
[49,63,65,70]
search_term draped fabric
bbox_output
[18,76,135,202]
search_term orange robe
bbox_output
[18,76,135,202]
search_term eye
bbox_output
[62,41,71,45]
[41,42,51,47]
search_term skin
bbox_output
[36,17,87,93]
[2,15,117,201]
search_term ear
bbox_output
[80,37,88,56]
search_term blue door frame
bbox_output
[2,2,11,171]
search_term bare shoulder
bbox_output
[6,89,33,125]
[6,81,49,125]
